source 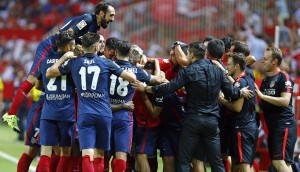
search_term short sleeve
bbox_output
[278,72,293,93]
[59,59,73,75]
[69,14,93,35]
[137,68,151,83]
[109,61,124,77]
[234,78,247,90]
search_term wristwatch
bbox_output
[224,70,229,75]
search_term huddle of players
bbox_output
[2,2,295,171]
[11,31,297,172]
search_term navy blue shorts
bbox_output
[192,141,207,161]
[232,121,258,165]
[219,116,234,156]
[111,119,133,153]
[40,119,75,147]
[77,114,112,150]
[268,121,297,164]
[159,128,180,157]
[25,98,44,146]
[135,126,159,156]
[29,36,57,76]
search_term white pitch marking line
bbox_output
[0,151,36,171]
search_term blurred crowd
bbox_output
[2,0,300,99]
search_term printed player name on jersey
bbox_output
[47,59,59,64]
[84,59,95,64]
[80,92,104,98]
[123,67,137,73]
[110,98,126,104]
[46,94,71,100]
[263,89,276,96]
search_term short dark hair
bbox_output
[188,42,206,59]
[82,33,100,48]
[203,35,216,43]
[116,40,131,57]
[221,37,233,51]
[105,37,119,50]
[229,53,246,71]
[207,39,225,59]
[232,41,250,56]
[144,61,154,70]
[56,31,75,48]
[266,47,283,65]
[94,1,114,15]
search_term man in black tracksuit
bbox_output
[134,41,252,172]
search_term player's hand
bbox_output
[124,101,134,111]
[63,51,77,60]
[172,41,187,49]
[240,86,254,99]
[254,83,264,99]
[132,81,147,92]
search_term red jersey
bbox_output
[156,58,172,73]
[133,90,161,128]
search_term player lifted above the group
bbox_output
[2,1,115,132]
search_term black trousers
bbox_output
[178,114,225,172]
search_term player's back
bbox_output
[110,60,150,120]
[39,51,75,121]
[66,53,123,117]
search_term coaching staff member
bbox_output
[133,41,253,172]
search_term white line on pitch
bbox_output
[0,151,36,171]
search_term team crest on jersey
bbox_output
[270,81,276,88]
[234,82,240,88]
[285,81,292,88]
[76,20,87,30]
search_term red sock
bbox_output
[147,157,157,172]
[82,155,94,172]
[8,80,33,115]
[17,153,34,172]
[114,159,126,172]
[111,157,116,171]
[126,155,135,172]
[253,160,259,172]
[94,157,104,172]
[68,156,81,172]
[37,155,50,172]
[56,156,71,172]
[50,154,60,172]
[222,160,230,172]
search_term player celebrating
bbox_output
[2,1,115,132]
[218,53,258,172]
[35,31,77,172]
[109,40,152,172]
[46,33,136,172]
[255,47,297,172]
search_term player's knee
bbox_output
[272,160,287,169]
[94,148,105,158]
[60,147,72,156]
[115,152,127,161]
[27,75,36,84]
[137,153,147,162]
[25,146,40,157]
